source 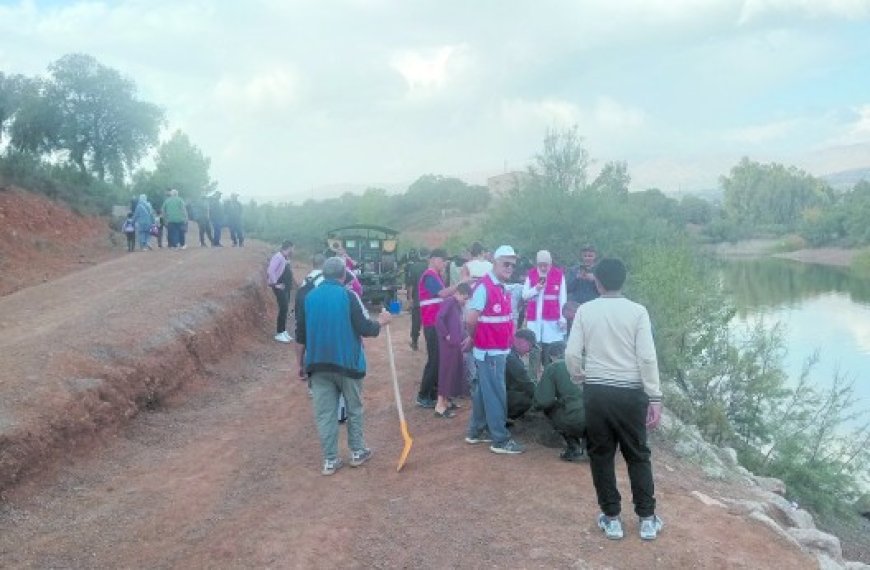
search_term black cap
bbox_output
[515,328,537,344]
[429,248,448,259]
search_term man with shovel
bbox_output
[300,257,392,475]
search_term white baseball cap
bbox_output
[536,250,552,263]
[493,245,517,259]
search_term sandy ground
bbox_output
[0,243,817,568]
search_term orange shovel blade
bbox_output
[397,419,413,472]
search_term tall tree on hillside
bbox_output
[132,130,215,202]
[12,54,164,182]
[0,72,37,146]
[529,125,590,194]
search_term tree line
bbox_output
[0,54,215,213]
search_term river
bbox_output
[722,258,870,416]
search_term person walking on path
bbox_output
[416,248,467,409]
[191,193,213,247]
[522,250,567,368]
[534,341,586,462]
[161,189,188,249]
[565,258,664,541]
[132,194,155,251]
[433,282,473,418]
[299,257,391,475]
[209,191,225,246]
[267,240,296,343]
[225,193,245,247]
[404,249,428,351]
[465,245,525,455]
[122,213,136,253]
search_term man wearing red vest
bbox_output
[522,250,567,368]
[416,248,466,408]
[465,245,524,454]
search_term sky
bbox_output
[2,0,870,202]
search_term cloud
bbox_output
[390,44,469,97]
[214,67,300,115]
[737,0,870,25]
[500,97,644,134]
[723,119,799,145]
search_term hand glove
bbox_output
[646,402,663,430]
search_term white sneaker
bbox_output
[639,515,663,540]
[274,332,292,343]
[598,514,624,540]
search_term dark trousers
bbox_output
[272,287,289,334]
[197,220,213,246]
[410,303,421,345]
[213,223,223,246]
[418,325,439,401]
[229,222,244,246]
[157,224,165,247]
[584,384,655,518]
[167,222,183,248]
[125,232,135,252]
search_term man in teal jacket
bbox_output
[300,257,391,475]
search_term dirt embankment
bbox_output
[0,242,273,492]
[0,186,120,296]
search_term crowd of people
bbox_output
[122,189,246,252]
[286,237,665,542]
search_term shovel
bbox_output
[385,322,413,471]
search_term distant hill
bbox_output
[823,167,870,190]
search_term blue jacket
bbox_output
[302,280,381,379]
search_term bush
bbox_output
[0,151,127,215]
[851,248,870,278]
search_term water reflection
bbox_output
[722,258,870,316]
[722,258,870,412]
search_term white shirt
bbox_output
[565,296,662,401]
[521,272,567,344]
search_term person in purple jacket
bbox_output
[266,240,295,343]
[433,282,473,418]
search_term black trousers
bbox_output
[272,287,289,334]
[197,220,213,246]
[126,232,135,252]
[584,384,655,518]
[418,325,439,400]
[410,303,421,345]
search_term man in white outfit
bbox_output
[522,250,567,368]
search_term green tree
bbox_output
[679,194,713,225]
[132,130,215,202]
[721,158,830,232]
[16,54,164,182]
[529,125,590,194]
[0,72,34,145]
[842,180,870,245]
[589,160,630,197]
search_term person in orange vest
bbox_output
[416,248,467,408]
[522,250,567,368]
[465,245,525,454]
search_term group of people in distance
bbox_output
[285,238,664,543]
[121,189,245,252]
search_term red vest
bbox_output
[527,267,563,321]
[474,274,514,350]
[418,267,444,327]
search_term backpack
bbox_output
[122,219,135,233]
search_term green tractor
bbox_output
[325,224,400,307]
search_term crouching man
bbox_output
[533,341,586,462]
[300,257,392,475]
[566,258,664,541]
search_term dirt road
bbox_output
[0,245,814,568]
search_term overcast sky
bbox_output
[2,0,870,201]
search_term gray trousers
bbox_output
[310,371,365,461]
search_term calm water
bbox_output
[722,258,870,410]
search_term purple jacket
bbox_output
[435,296,465,348]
